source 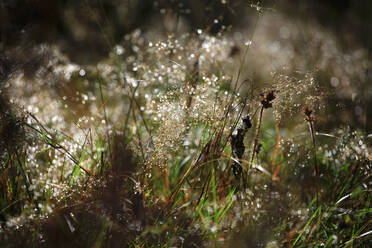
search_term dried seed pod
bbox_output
[260,90,276,109]
[242,115,252,129]
[230,115,252,180]
[231,128,246,158]
[255,142,262,154]
[303,105,315,122]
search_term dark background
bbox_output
[1,0,371,63]
[1,0,371,131]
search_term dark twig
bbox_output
[231,115,252,184]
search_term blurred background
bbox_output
[1,0,371,61]
[1,0,371,130]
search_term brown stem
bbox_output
[308,120,319,208]
[250,106,264,171]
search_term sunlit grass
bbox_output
[1,4,371,248]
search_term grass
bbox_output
[1,2,372,248]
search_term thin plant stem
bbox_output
[98,78,112,163]
[250,106,264,172]
[14,150,32,202]
[308,120,319,208]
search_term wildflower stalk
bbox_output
[249,90,276,174]
[304,106,319,208]
[250,106,264,171]
[271,122,281,180]
[309,119,319,208]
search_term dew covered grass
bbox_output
[1,1,372,247]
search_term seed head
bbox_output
[260,90,276,109]
[303,105,315,122]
